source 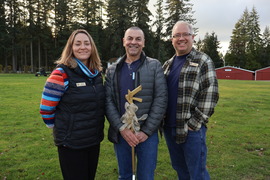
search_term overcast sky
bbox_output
[149,0,269,54]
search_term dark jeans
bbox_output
[114,132,159,180]
[164,126,210,180]
[57,144,100,180]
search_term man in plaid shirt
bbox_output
[163,21,219,180]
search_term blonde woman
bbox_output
[40,29,105,180]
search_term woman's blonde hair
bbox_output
[55,29,102,72]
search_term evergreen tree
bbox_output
[194,38,203,51]
[133,0,151,31]
[25,0,38,72]
[133,0,154,57]
[81,0,104,59]
[245,6,261,70]
[226,8,249,68]
[0,0,8,71]
[201,32,223,68]
[39,0,54,70]
[105,0,133,60]
[152,0,169,62]
[164,0,196,38]
[261,26,270,67]
[5,0,24,72]
[246,7,261,52]
[53,0,73,59]
[227,7,264,70]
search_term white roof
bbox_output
[255,66,270,72]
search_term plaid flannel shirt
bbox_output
[163,48,219,144]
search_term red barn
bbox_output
[215,66,254,80]
[255,66,270,80]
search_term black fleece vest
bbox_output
[53,64,105,149]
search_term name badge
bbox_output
[190,62,198,67]
[76,82,86,87]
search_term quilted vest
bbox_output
[53,64,105,149]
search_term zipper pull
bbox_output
[132,72,135,80]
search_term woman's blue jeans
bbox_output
[164,126,210,180]
[114,132,158,180]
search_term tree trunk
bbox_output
[12,38,16,72]
[38,37,41,70]
[30,39,33,73]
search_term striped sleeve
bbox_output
[39,67,68,128]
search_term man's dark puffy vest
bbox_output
[53,64,105,149]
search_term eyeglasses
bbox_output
[172,33,192,39]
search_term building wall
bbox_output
[216,67,254,80]
[255,67,270,80]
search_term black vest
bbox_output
[53,64,105,149]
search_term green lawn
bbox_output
[0,74,269,180]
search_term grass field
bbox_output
[0,74,269,180]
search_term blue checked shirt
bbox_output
[163,48,219,144]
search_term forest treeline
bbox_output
[0,0,269,73]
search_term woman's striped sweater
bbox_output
[40,67,68,128]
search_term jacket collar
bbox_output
[116,51,146,68]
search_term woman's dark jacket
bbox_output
[53,64,105,149]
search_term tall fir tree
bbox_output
[81,0,104,59]
[105,0,133,60]
[227,7,264,70]
[5,0,24,72]
[226,8,249,68]
[261,26,270,67]
[152,0,169,62]
[133,0,157,58]
[164,0,196,38]
[201,32,223,68]
[246,7,261,52]
[194,38,203,51]
[0,0,7,71]
[245,6,261,70]
[39,0,54,70]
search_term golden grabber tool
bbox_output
[125,85,142,180]
[125,85,142,104]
